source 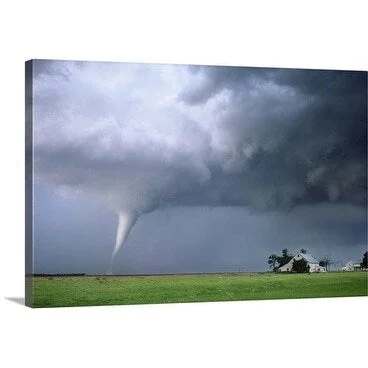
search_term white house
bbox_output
[278,252,326,273]
[342,261,361,271]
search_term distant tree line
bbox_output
[33,273,86,277]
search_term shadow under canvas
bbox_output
[5,297,25,306]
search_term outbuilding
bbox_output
[342,261,361,271]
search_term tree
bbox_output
[300,249,307,254]
[319,255,332,271]
[268,254,279,271]
[267,249,293,271]
[292,258,310,273]
[278,248,293,267]
[361,251,368,269]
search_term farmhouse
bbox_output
[278,252,326,273]
[342,261,361,271]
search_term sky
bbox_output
[30,60,367,274]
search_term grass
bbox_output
[30,271,368,308]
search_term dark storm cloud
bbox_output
[177,66,367,211]
[34,61,367,214]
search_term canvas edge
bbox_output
[25,60,34,307]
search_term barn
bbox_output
[278,252,326,273]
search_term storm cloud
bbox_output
[33,61,366,211]
[31,60,367,271]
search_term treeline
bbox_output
[33,273,86,277]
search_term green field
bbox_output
[30,271,367,308]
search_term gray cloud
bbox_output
[33,61,367,212]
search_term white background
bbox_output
[0,1,367,367]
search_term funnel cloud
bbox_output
[31,60,367,273]
[109,211,138,272]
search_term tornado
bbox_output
[108,211,138,274]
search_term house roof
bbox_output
[345,261,361,265]
[297,253,319,264]
[278,252,321,270]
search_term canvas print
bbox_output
[25,60,367,308]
